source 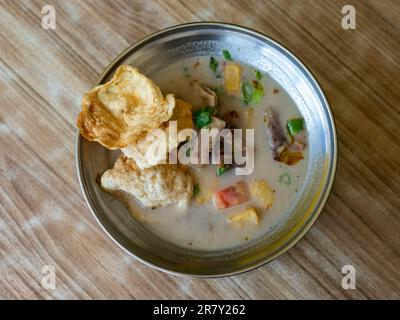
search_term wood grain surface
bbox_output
[0,0,399,299]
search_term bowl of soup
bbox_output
[76,22,337,277]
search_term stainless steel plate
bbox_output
[76,22,337,277]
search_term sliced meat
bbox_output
[212,181,249,210]
[264,107,304,165]
[192,81,218,106]
[264,107,288,160]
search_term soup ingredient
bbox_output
[212,181,249,210]
[222,49,233,61]
[287,119,307,152]
[193,107,217,128]
[287,118,304,136]
[216,164,230,176]
[279,173,291,186]
[251,81,265,104]
[193,183,200,197]
[278,148,304,165]
[77,65,175,149]
[192,81,218,107]
[265,107,304,165]
[210,57,219,75]
[242,81,253,104]
[265,107,287,158]
[254,70,263,80]
[249,179,275,209]
[242,80,264,104]
[224,63,242,94]
[228,207,259,228]
[101,156,193,209]
[122,99,194,169]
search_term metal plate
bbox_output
[76,22,337,277]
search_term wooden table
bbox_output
[1,0,399,299]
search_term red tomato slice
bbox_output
[212,181,249,210]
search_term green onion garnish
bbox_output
[193,184,200,197]
[279,173,291,186]
[222,49,233,61]
[287,118,304,136]
[193,107,217,128]
[210,57,219,75]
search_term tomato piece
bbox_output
[212,181,249,210]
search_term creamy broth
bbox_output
[123,56,308,251]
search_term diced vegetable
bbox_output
[287,118,304,136]
[193,107,217,128]
[216,165,229,176]
[242,81,253,104]
[279,173,291,186]
[255,70,263,80]
[212,181,249,210]
[249,179,275,209]
[242,80,264,104]
[251,81,264,103]
[193,183,200,197]
[222,49,233,61]
[224,63,242,94]
[228,207,259,228]
[210,57,219,75]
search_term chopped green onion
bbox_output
[242,81,253,104]
[193,184,200,197]
[251,81,264,103]
[279,173,291,186]
[287,118,304,136]
[255,70,263,80]
[217,165,229,176]
[210,57,219,75]
[193,107,217,128]
[222,49,233,61]
[242,80,264,104]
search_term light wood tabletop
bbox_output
[0,0,399,299]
